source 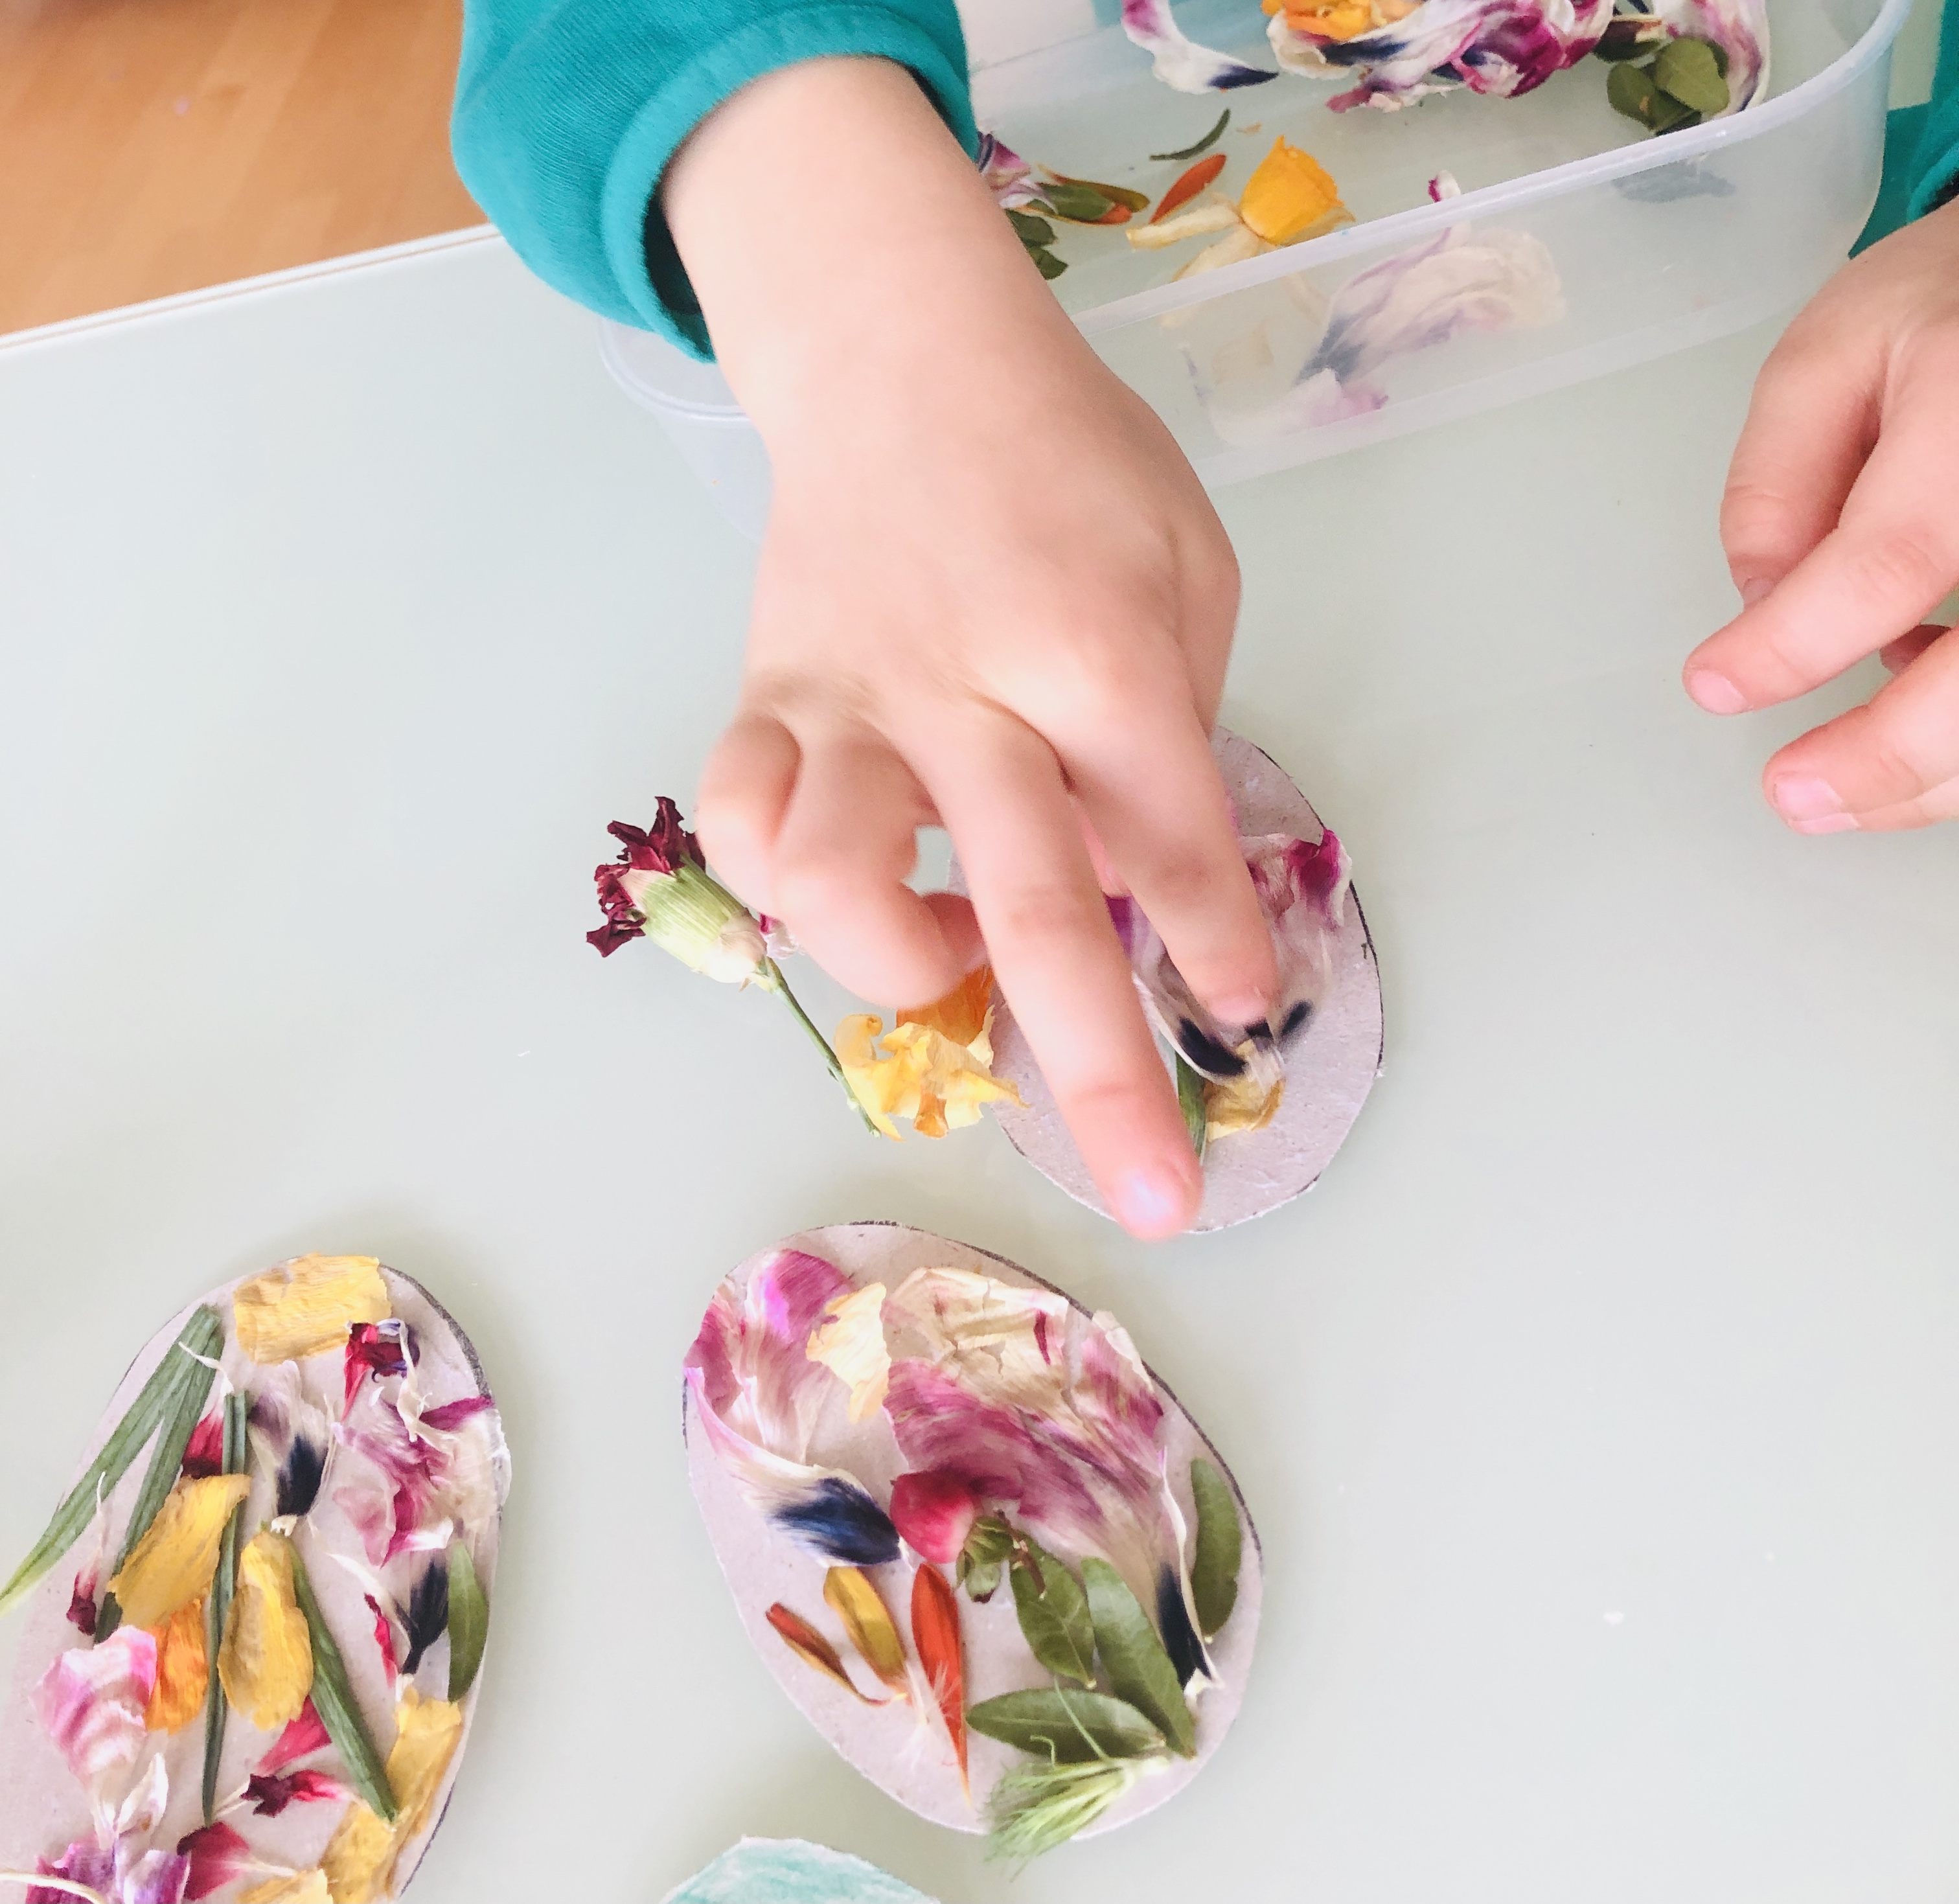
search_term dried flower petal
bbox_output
[910,1565,968,1800]
[1123,0,1277,89]
[1239,135,1350,243]
[823,1568,910,1694]
[587,810,767,982]
[32,1627,156,1798]
[835,1009,1023,1142]
[179,1413,226,1480]
[218,1531,314,1731]
[244,1768,353,1816]
[317,1686,464,1904]
[176,1822,250,1902]
[1127,192,1241,248]
[804,1283,891,1422]
[106,1475,250,1631]
[144,1595,211,1734]
[1203,1050,1285,1137]
[765,1603,882,1704]
[1151,151,1228,221]
[256,1701,330,1776]
[236,1875,330,1904]
[687,1253,900,1566]
[889,1471,983,1566]
[233,1257,390,1364]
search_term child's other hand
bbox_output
[1684,198,1959,831]
[666,60,1272,1236]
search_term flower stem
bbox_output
[766,961,880,1135]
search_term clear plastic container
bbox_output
[601,0,1910,528]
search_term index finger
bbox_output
[919,709,1201,1239]
[1687,356,1959,711]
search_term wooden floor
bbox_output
[0,0,483,335]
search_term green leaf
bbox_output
[1189,1458,1242,1639]
[286,1537,397,1824]
[1009,1539,1095,1686]
[959,1514,1016,1600]
[1081,1558,1195,1758]
[0,1305,224,1617]
[447,1538,490,1700]
[968,1687,1165,1763]
[93,1317,224,1642]
[1150,109,1231,163]
[1650,93,1702,132]
[1175,1053,1209,1162]
[1651,36,1728,113]
[1040,182,1116,223]
[200,1390,251,1822]
[1005,208,1055,246]
[1029,247,1069,281]
[1606,58,1662,123]
[1046,172,1150,212]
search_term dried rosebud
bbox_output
[889,1471,983,1565]
[587,805,770,984]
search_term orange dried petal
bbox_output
[143,1594,210,1733]
[1240,137,1348,244]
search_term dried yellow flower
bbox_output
[320,1686,466,1903]
[219,1530,314,1730]
[805,1283,891,1421]
[238,1874,330,1904]
[233,1255,390,1363]
[143,1593,211,1733]
[107,1473,250,1630]
[1239,137,1351,245]
[1204,1048,1285,1139]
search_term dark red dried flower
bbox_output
[586,801,702,956]
[180,1410,226,1479]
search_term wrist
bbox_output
[663,58,1090,444]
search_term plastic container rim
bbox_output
[1077,0,1914,334]
[606,0,1912,413]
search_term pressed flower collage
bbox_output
[3,1,1788,1898]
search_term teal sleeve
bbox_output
[452,1,976,358]
[1860,0,1959,248]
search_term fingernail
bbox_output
[1212,991,1272,1028]
[1113,1166,1194,1238]
[1770,774,1845,822]
[1791,812,1859,834]
[1739,577,1773,607]
[1687,669,1748,715]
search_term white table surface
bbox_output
[3,228,1956,1903]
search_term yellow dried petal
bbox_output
[240,1875,330,1904]
[805,1283,891,1421]
[823,1566,909,1692]
[897,965,995,1048]
[323,1686,466,1901]
[1204,1047,1285,1138]
[233,1255,390,1363]
[143,1593,211,1732]
[834,1015,905,1139]
[220,1530,314,1730]
[320,1804,394,1904]
[1240,137,1349,245]
[108,1473,251,1630]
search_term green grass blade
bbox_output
[286,1538,397,1824]
[201,1390,250,1822]
[1175,1054,1209,1162]
[95,1326,222,1641]
[0,1305,223,1618]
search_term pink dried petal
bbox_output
[32,1628,156,1796]
[255,1699,330,1775]
[175,1822,250,1902]
[889,1471,983,1564]
[243,1767,353,1817]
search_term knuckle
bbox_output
[1839,521,1951,608]
[1719,479,1799,557]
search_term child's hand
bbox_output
[665,60,1274,1235]
[1683,199,1959,831]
